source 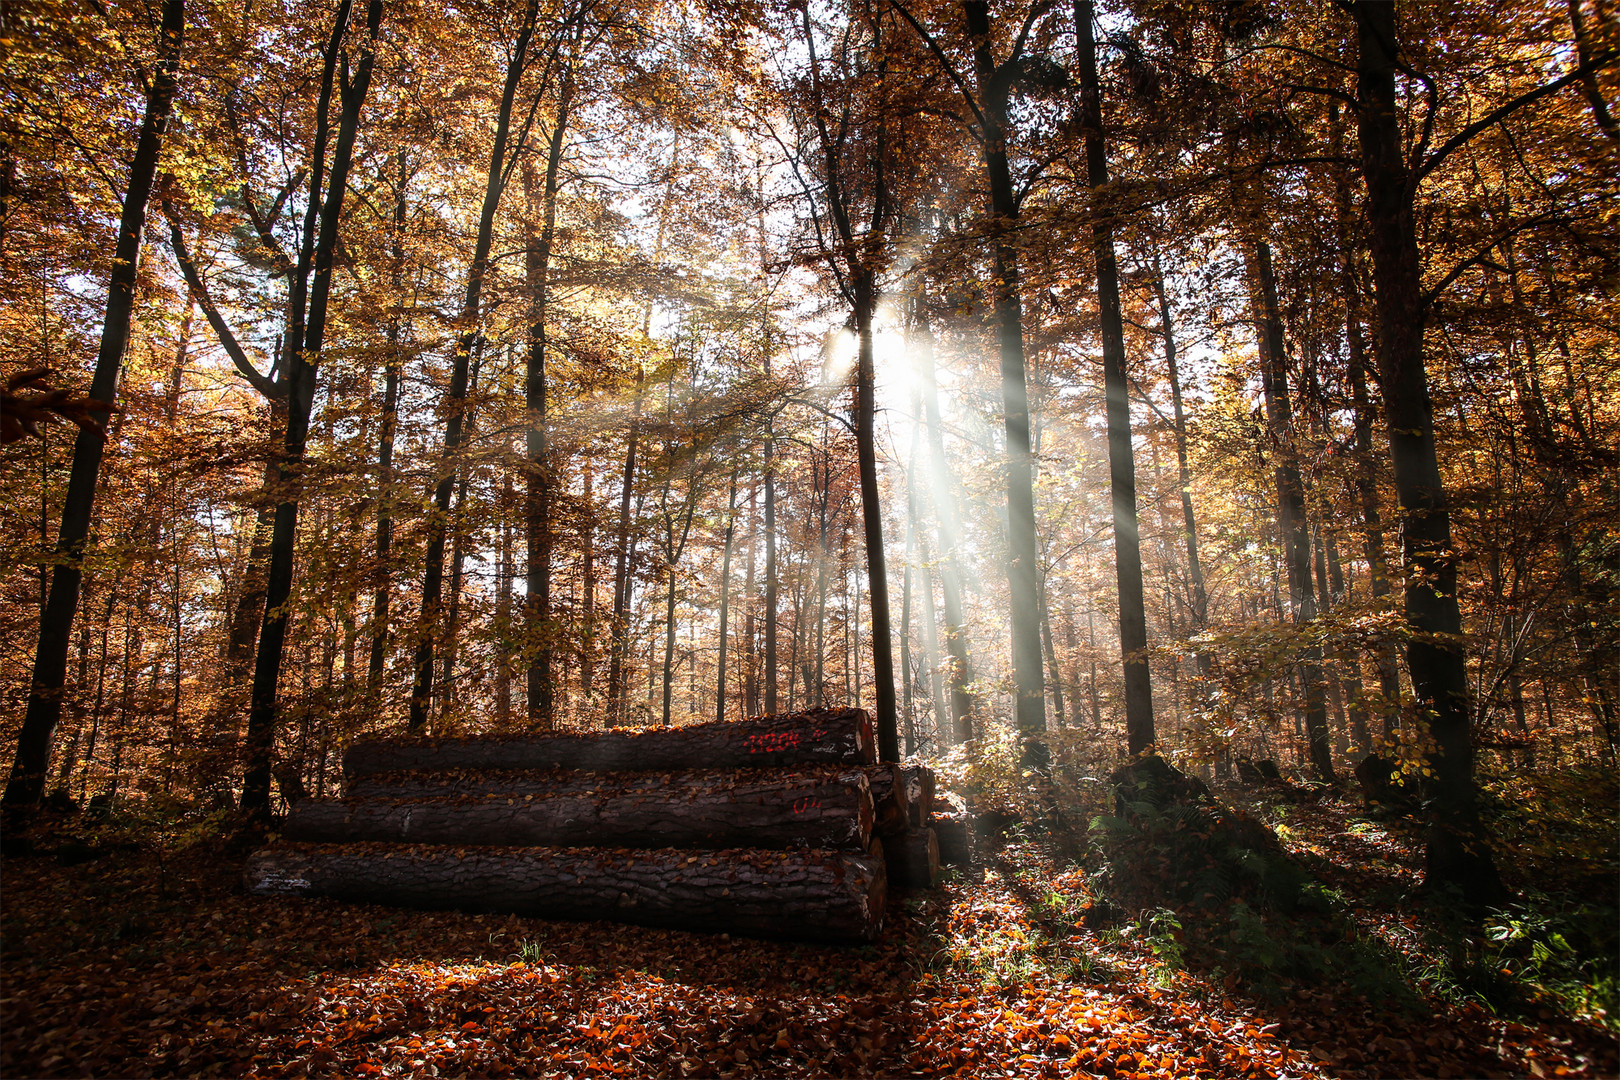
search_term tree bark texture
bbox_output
[4,0,184,813]
[345,707,876,779]
[286,770,874,852]
[244,841,887,944]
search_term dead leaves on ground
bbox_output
[2,817,1615,1079]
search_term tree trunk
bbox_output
[715,468,739,722]
[851,274,901,761]
[1153,270,1210,675]
[245,841,886,944]
[524,69,574,730]
[915,516,948,750]
[1040,588,1066,727]
[764,413,780,715]
[899,483,916,754]
[346,706,877,777]
[4,0,184,815]
[966,0,1046,764]
[412,0,537,730]
[1076,0,1154,756]
[1354,3,1502,899]
[368,154,408,694]
[1242,234,1337,784]
[240,0,381,818]
[915,291,976,740]
[662,555,678,726]
[607,369,644,725]
[744,482,759,717]
[581,461,596,701]
[288,770,874,852]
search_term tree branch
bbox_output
[163,200,284,401]
[1418,50,1616,182]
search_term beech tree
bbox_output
[3,0,184,816]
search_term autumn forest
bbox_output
[2,0,1617,1075]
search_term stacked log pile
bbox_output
[244,707,954,943]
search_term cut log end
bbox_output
[932,812,971,866]
[884,828,940,891]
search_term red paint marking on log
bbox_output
[792,797,822,815]
[745,731,802,753]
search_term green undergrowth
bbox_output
[1085,790,1416,1006]
[1439,764,1619,1029]
[1074,760,1618,1031]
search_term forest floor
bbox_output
[2,767,1616,1079]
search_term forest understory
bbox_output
[3,764,1614,1080]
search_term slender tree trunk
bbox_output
[368,155,408,694]
[906,421,948,749]
[79,587,118,801]
[581,461,595,700]
[1153,270,1209,672]
[241,0,381,817]
[437,444,473,727]
[662,560,678,727]
[900,431,919,755]
[715,468,738,722]
[412,0,536,730]
[1077,0,1153,756]
[744,482,759,717]
[1063,609,1085,729]
[918,540,948,748]
[913,307,976,739]
[1243,234,1337,783]
[765,413,780,715]
[1354,2,1502,898]
[1040,588,1066,727]
[966,0,1046,763]
[3,0,184,815]
[849,275,900,760]
[608,370,644,725]
[813,452,831,708]
[523,71,575,730]
[1087,607,1101,729]
[496,471,515,725]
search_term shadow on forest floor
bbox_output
[1,776,1616,1079]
